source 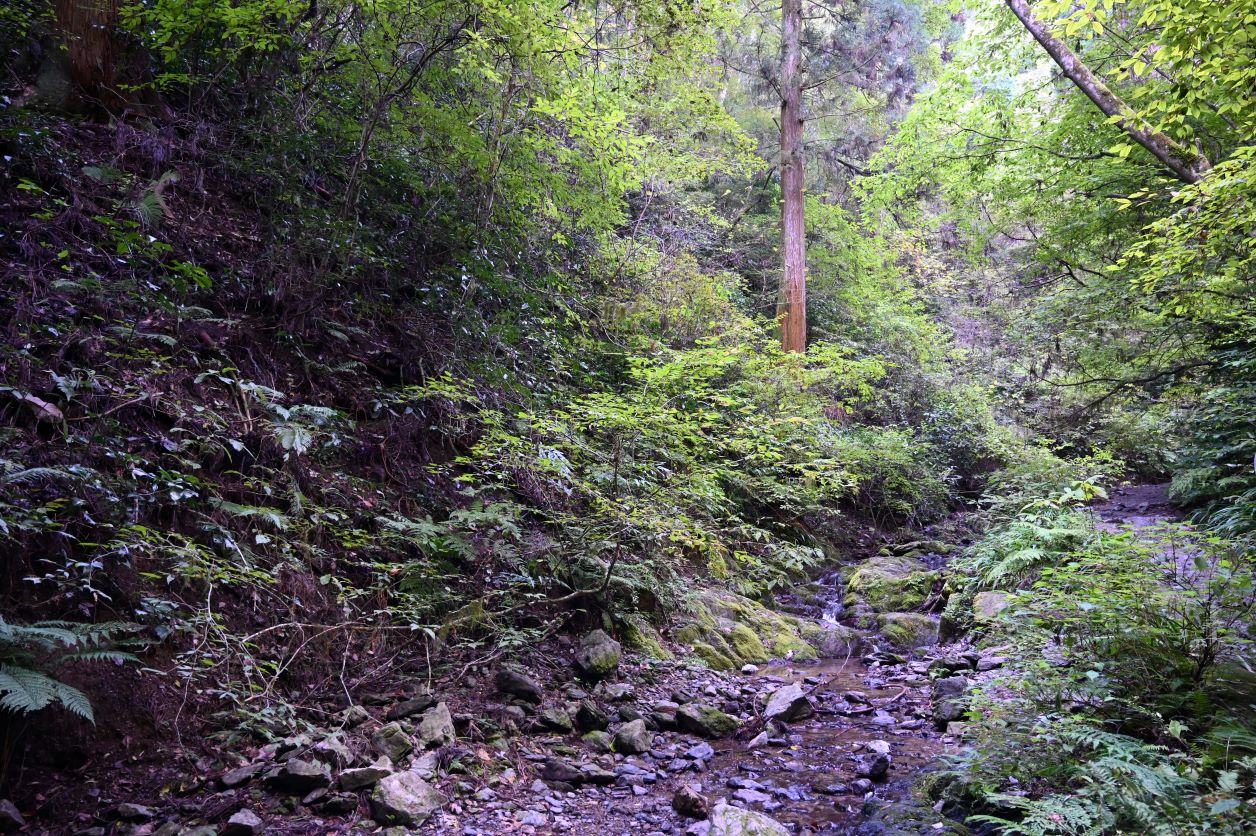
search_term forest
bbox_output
[0,0,1253,833]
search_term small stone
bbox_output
[575,700,610,732]
[934,676,969,698]
[337,704,371,726]
[740,664,759,674]
[672,785,709,819]
[265,758,332,794]
[746,732,770,749]
[518,810,547,826]
[582,730,614,752]
[976,656,1006,672]
[372,722,414,762]
[495,669,544,704]
[318,792,359,814]
[0,801,22,833]
[416,702,456,748]
[613,719,654,755]
[572,630,622,682]
[538,707,574,733]
[386,692,437,720]
[541,758,584,784]
[221,763,264,789]
[732,788,772,804]
[854,754,890,781]
[685,742,714,761]
[115,803,154,822]
[603,683,634,701]
[221,809,263,836]
[339,756,393,791]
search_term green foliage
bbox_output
[0,619,141,723]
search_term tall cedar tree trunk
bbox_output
[1004,0,1210,184]
[778,0,807,352]
[52,0,162,118]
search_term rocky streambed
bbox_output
[18,531,1019,836]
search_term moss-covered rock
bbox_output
[878,612,937,649]
[620,615,673,660]
[846,554,940,613]
[972,591,1010,623]
[674,588,820,668]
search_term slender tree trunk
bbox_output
[778,0,807,353]
[1004,0,1210,184]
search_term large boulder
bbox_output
[369,771,446,827]
[676,703,738,738]
[878,612,938,649]
[495,668,544,703]
[674,589,818,671]
[573,630,622,682]
[763,683,814,723]
[845,554,940,613]
[705,802,790,835]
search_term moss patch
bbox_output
[845,553,939,613]
[675,588,820,667]
[878,612,938,649]
[620,615,674,660]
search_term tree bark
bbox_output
[778,0,807,353]
[51,0,163,118]
[1004,0,1210,184]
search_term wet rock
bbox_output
[613,719,654,754]
[685,741,715,761]
[0,800,23,833]
[575,700,611,732]
[115,803,154,822]
[264,758,332,794]
[855,754,890,781]
[372,721,414,762]
[573,630,622,682]
[339,756,393,791]
[538,706,574,733]
[385,691,436,720]
[495,668,543,704]
[221,809,263,836]
[702,801,790,835]
[415,702,456,748]
[676,703,738,738]
[370,771,446,827]
[763,683,813,723]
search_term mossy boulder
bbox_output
[675,589,819,668]
[878,612,937,649]
[845,554,939,613]
[676,703,739,738]
[573,630,622,682]
[620,615,673,660]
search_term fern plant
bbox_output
[0,618,141,723]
